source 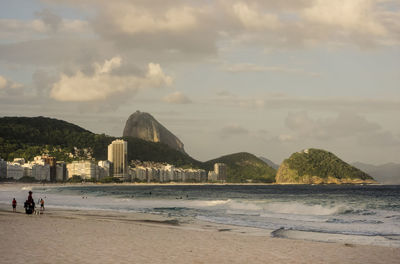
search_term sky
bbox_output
[0,0,399,165]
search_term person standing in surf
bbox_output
[40,199,45,212]
[12,198,17,212]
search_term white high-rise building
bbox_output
[108,139,128,181]
[67,161,98,180]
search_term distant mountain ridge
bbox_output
[352,162,400,184]
[276,149,375,184]
[123,111,185,153]
[204,152,276,183]
[258,156,279,170]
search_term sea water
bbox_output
[1,184,399,247]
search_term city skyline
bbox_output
[0,0,399,165]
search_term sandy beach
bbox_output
[1,204,399,264]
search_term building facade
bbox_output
[0,158,7,178]
[98,160,112,179]
[67,160,99,180]
[42,155,57,182]
[108,139,128,181]
[56,162,67,181]
[208,163,228,182]
[7,163,24,180]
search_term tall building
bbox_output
[214,163,227,181]
[42,155,57,182]
[108,139,128,181]
[208,163,228,182]
[0,158,7,178]
[56,162,67,181]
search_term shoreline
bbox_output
[1,204,399,264]
[0,181,387,187]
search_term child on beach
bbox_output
[12,198,17,212]
[40,199,45,211]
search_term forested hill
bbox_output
[0,116,277,182]
[0,116,94,145]
[0,116,199,167]
[203,152,277,183]
[276,148,375,184]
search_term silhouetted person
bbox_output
[12,198,17,212]
[24,191,35,214]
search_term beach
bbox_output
[1,204,399,264]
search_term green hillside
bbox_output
[276,148,375,184]
[0,116,276,182]
[203,152,276,183]
[0,116,199,168]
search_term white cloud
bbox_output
[302,0,387,36]
[163,91,192,104]
[110,5,198,34]
[0,75,23,94]
[232,2,281,30]
[50,56,173,102]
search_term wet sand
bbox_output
[0,204,399,264]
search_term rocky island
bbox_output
[276,148,376,184]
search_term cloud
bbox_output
[35,9,63,33]
[284,111,382,140]
[212,93,400,113]
[50,56,173,102]
[90,0,218,55]
[302,0,386,36]
[232,2,281,30]
[0,16,89,41]
[0,75,23,95]
[163,91,192,104]
[1,0,399,72]
[278,134,295,142]
[107,6,198,34]
[220,124,249,137]
[222,62,320,76]
[358,130,400,147]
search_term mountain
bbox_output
[0,116,198,168]
[352,162,400,184]
[276,148,376,184]
[258,156,279,170]
[123,111,186,153]
[1,116,275,182]
[204,152,277,183]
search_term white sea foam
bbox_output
[261,202,347,216]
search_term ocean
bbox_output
[1,184,400,247]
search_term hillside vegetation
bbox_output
[203,152,276,183]
[0,117,278,182]
[276,149,375,184]
[0,116,199,168]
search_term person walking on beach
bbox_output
[40,198,45,212]
[12,198,17,212]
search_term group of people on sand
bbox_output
[12,191,45,214]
